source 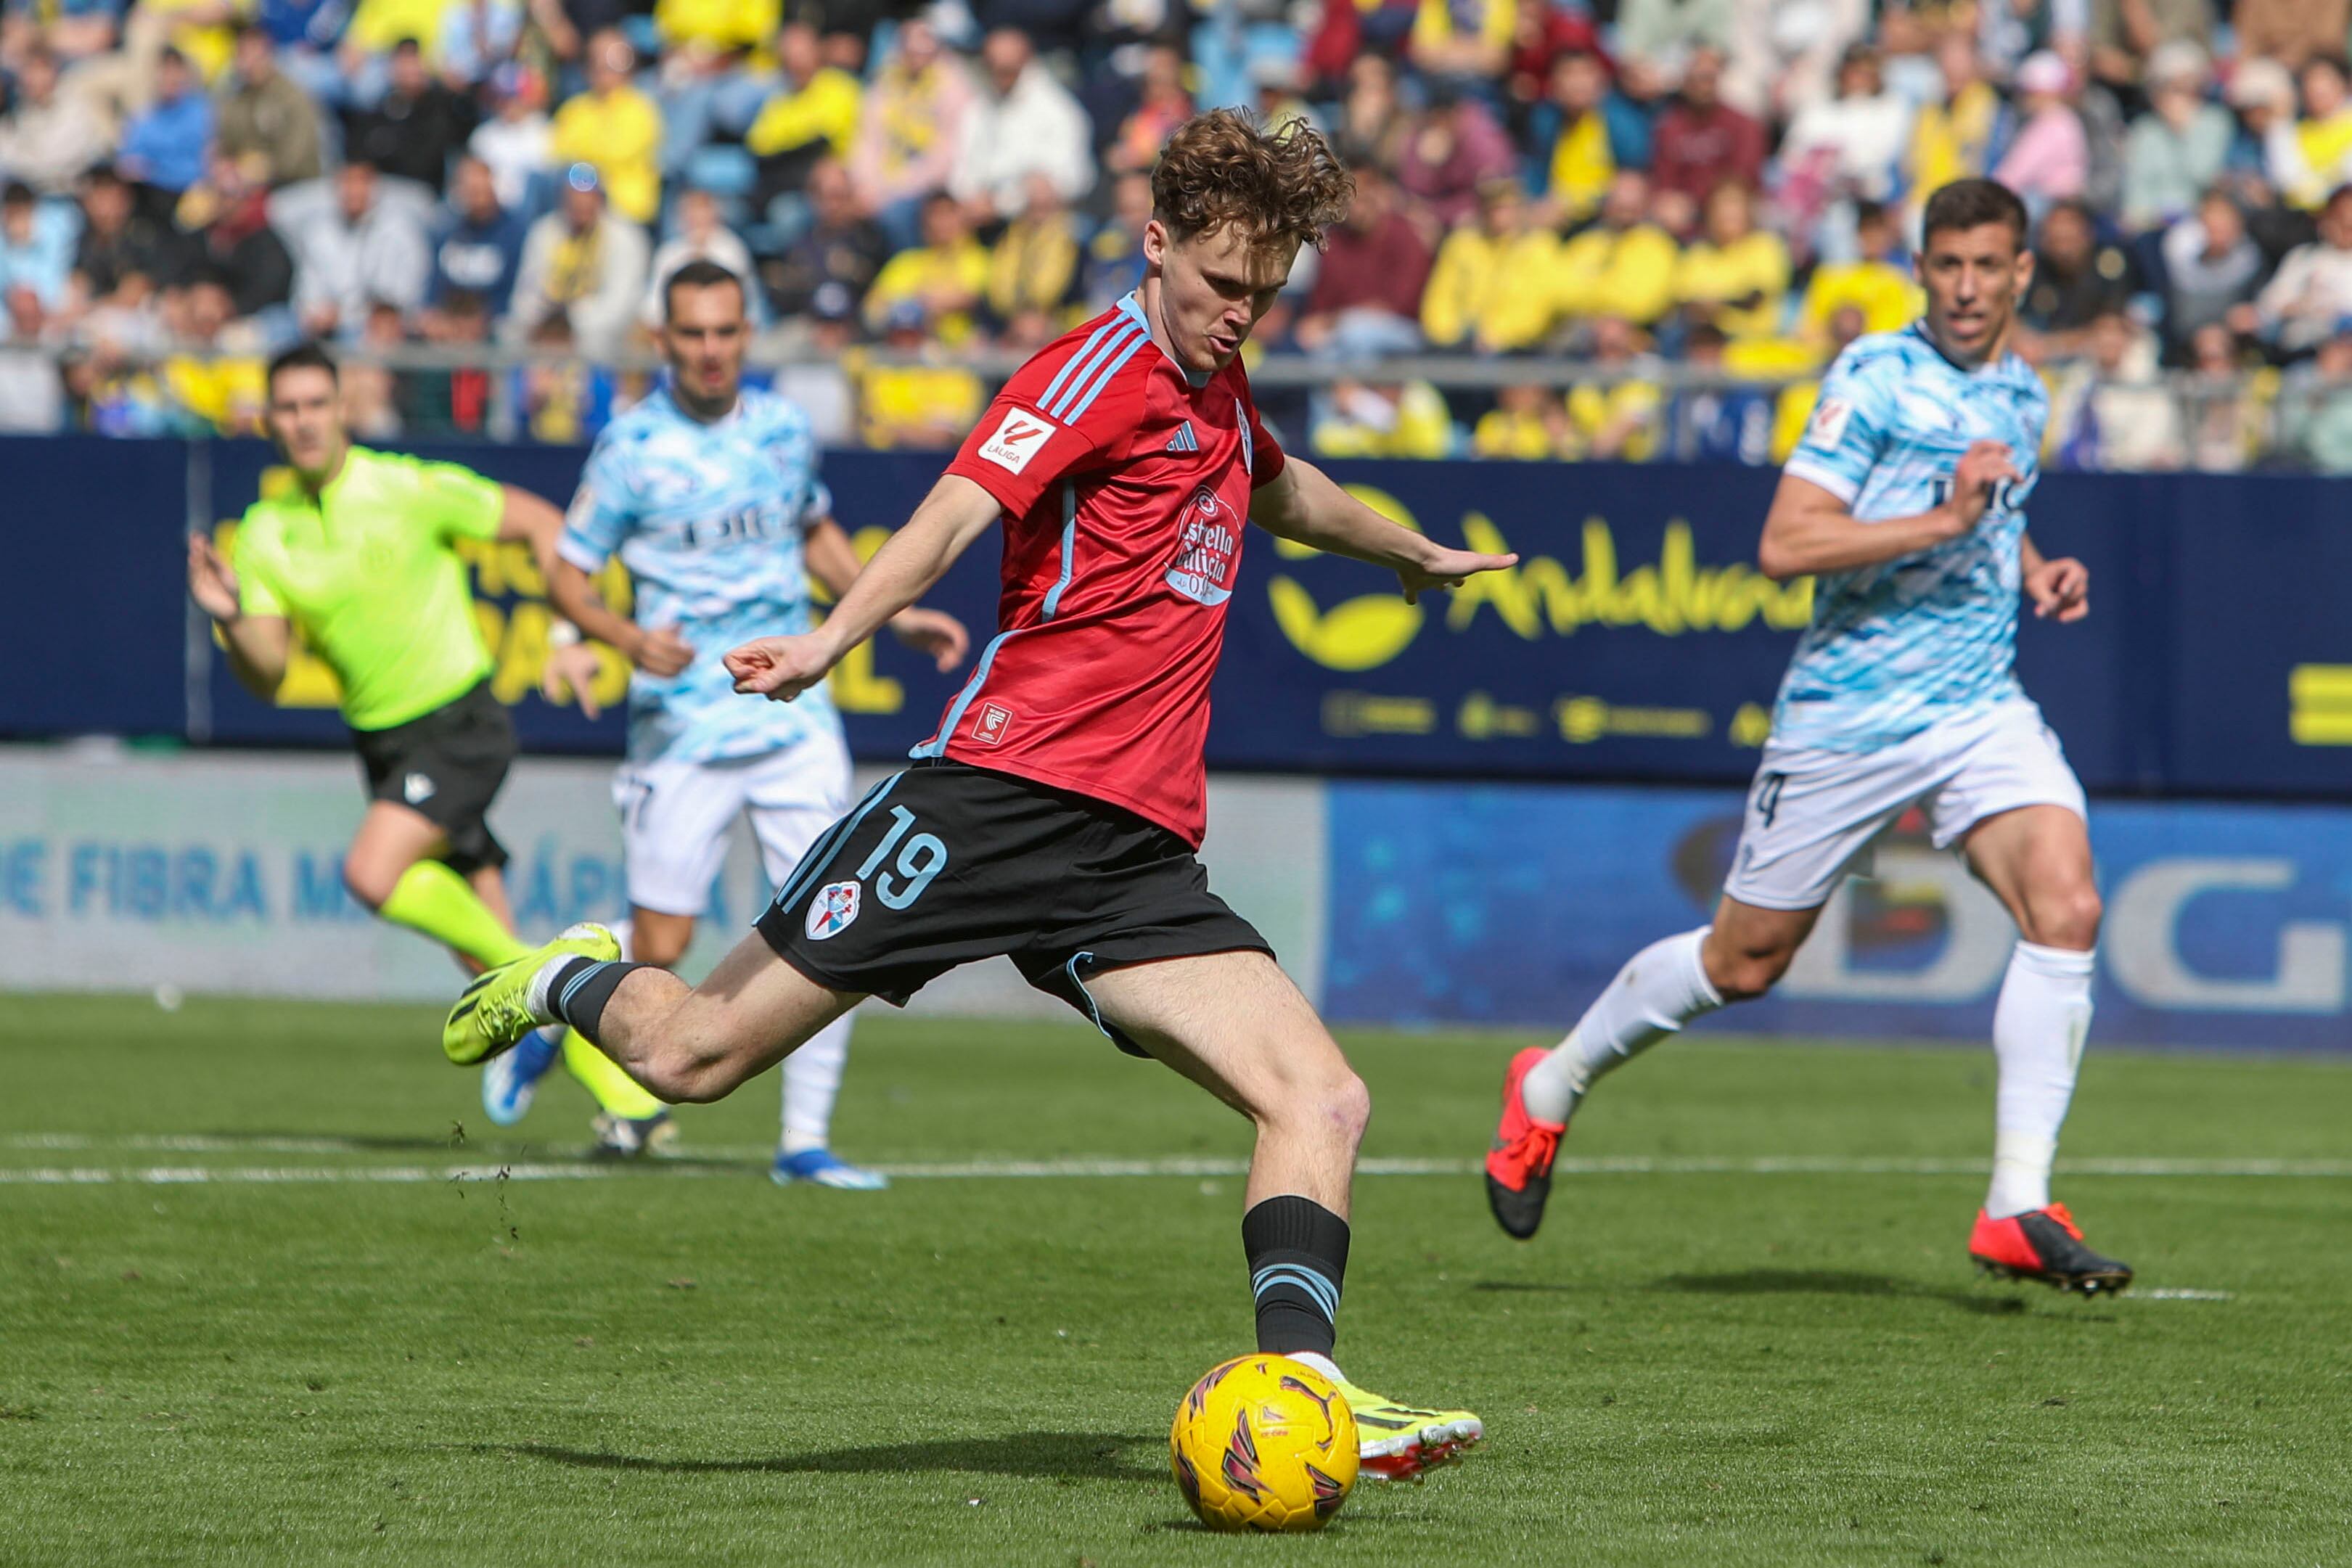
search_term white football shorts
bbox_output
[1723,699,2088,913]
[615,740,853,917]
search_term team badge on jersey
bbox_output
[975,702,1014,745]
[806,880,861,940]
[1165,488,1238,607]
[977,409,1059,475]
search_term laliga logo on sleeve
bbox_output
[806,880,861,940]
[978,409,1058,475]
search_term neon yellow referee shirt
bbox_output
[230,446,505,732]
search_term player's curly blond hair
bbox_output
[1150,109,1356,255]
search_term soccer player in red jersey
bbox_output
[443,110,1515,1478]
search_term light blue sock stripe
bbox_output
[1251,1263,1341,1322]
[1036,319,1123,411]
[557,960,615,1020]
[1057,334,1149,423]
[773,773,903,912]
[1044,323,1145,419]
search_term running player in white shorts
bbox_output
[523,258,966,1184]
[1484,178,2132,1295]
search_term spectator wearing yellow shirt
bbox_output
[983,173,1078,332]
[1673,181,1788,339]
[857,297,984,449]
[1311,379,1456,459]
[1422,179,1561,353]
[845,19,976,252]
[2287,55,2352,209]
[160,272,266,434]
[1906,34,1999,215]
[1555,171,1679,328]
[745,21,861,210]
[1472,383,1575,459]
[1409,0,1512,83]
[1795,201,1922,341]
[1539,49,1645,224]
[654,0,781,176]
[863,190,986,345]
[551,30,665,226]
[1565,316,1663,461]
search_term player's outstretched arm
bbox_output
[727,475,1001,702]
[803,517,972,673]
[547,559,694,678]
[1756,440,2016,581]
[1250,457,1517,603]
[187,533,291,699]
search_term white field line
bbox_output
[3,1151,2352,1184]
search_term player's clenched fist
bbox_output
[2024,554,2091,622]
[187,533,243,623]
[726,633,835,701]
[1940,439,2020,533]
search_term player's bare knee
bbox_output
[342,855,396,911]
[1277,1066,1369,1151]
[1708,939,1793,1001]
[2029,883,2102,951]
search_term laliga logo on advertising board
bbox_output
[1267,486,1815,673]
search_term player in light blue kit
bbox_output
[1486,179,2132,1294]
[515,258,967,1182]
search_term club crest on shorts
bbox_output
[403,772,436,805]
[806,880,861,940]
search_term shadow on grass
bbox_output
[1652,1268,2031,1315]
[495,1432,1165,1482]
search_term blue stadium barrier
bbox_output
[6,435,2349,803]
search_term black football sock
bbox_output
[1242,1195,1351,1358]
[538,957,650,1040]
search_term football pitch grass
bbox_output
[4,996,2350,1566]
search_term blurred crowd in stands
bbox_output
[9,0,2352,469]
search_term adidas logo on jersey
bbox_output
[1165,422,1200,454]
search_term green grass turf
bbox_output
[4,994,2350,1566]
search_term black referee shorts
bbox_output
[351,679,517,874]
[755,760,1271,1056]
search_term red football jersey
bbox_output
[922,295,1287,845]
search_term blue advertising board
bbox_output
[3,434,2347,800]
[1324,779,2352,1048]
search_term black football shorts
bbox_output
[351,679,516,873]
[755,760,1271,1055]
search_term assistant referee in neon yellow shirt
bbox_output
[187,342,667,1136]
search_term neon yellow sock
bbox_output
[563,1029,667,1120]
[379,860,527,969]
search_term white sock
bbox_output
[1285,1350,1346,1386]
[1986,941,2096,1218]
[525,916,636,1022]
[610,918,634,962]
[1522,928,1723,1125]
[780,1013,854,1156]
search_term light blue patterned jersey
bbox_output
[1774,325,2049,752]
[558,385,845,764]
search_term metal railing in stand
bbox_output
[14,337,2343,472]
